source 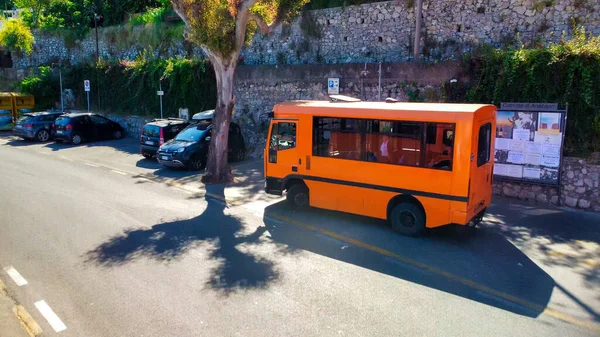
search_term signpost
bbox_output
[328,78,340,95]
[157,80,164,119]
[84,80,90,112]
[493,102,568,204]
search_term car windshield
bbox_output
[175,126,206,142]
[143,125,160,137]
[17,115,33,123]
[54,117,71,126]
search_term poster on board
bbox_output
[493,103,566,186]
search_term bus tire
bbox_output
[287,184,309,209]
[390,203,425,237]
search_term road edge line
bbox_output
[267,212,600,333]
[13,305,43,337]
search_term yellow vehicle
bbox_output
[0,92,35,130]
[264,99,496,236]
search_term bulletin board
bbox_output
[493,102,568,186]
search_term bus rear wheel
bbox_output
[390,203,425,237]
[287,184,309,209]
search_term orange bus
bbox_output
[264,99,496,236]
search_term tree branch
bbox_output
[249,14,281,35]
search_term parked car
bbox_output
[140,118,189,159]
[53,113,125,145]
[13,112,63,142]
[157,121,245,170]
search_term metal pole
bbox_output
[413,0,423,61]
[59,67,64,113]
[159,80,163,119]
[95,14,101,109]
[378,62,382,101]
[87,92,90,112]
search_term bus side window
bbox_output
[269,123,279,163]
[426,123,455,170]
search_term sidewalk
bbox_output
[0,280,30,337]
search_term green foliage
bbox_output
[129,7,165,26]
[0,17,34,53]
[532,0,555,11]
[61,57,216,117]
[465,27,600,156]
[299,10,320,39]
[13,0,62,28]
[176,0,309,59]
[18,66,59,109]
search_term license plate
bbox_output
[56,130,63,134]
[161,156,169,161]
[145,141,154,145]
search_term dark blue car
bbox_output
[13,112,63,142]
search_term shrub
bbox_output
[0,18,34,54]
[129,7,166,26]
[465,27,600,156]
[18,66,59,109]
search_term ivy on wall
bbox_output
[19,56,217,117]
[464,27,600,157]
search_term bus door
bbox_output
[468,119,494,218]
[266,120,300,179]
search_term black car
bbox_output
[53,113,125,145]
[140,118,189,159]
[157,121,245,170]
[13,112,63,142]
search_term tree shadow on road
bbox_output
[84,185,281,294]
[43,138,140,155]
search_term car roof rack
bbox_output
[329,95,361,103]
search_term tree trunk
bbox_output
[202,58,236,184]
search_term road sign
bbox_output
[157,91,164,96]
[84,80,90,92]
[328,78,339,95]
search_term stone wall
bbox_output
[232,61,462,156]
[494,157,600,211]
[8,0,599,68]
[242,0,599,65]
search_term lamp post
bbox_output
[52,63,64,113]
[93,12,101,109]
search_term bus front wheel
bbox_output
[287,184,309,209]
[390,203,425,237]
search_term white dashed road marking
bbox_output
[110,169,128,175]
[3,266,28,286]
[84,162,100,167]
[35,300,67,332]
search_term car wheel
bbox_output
[36,129,50,142]
[71,134,82,145]
[286,184,309,209]
[113,130,123,139]
[188,155,206,171]
[142,152,153,159]
[389,202,425,237]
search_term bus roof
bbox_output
[275,101,494,115]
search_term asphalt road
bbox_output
[0,135,598,337]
